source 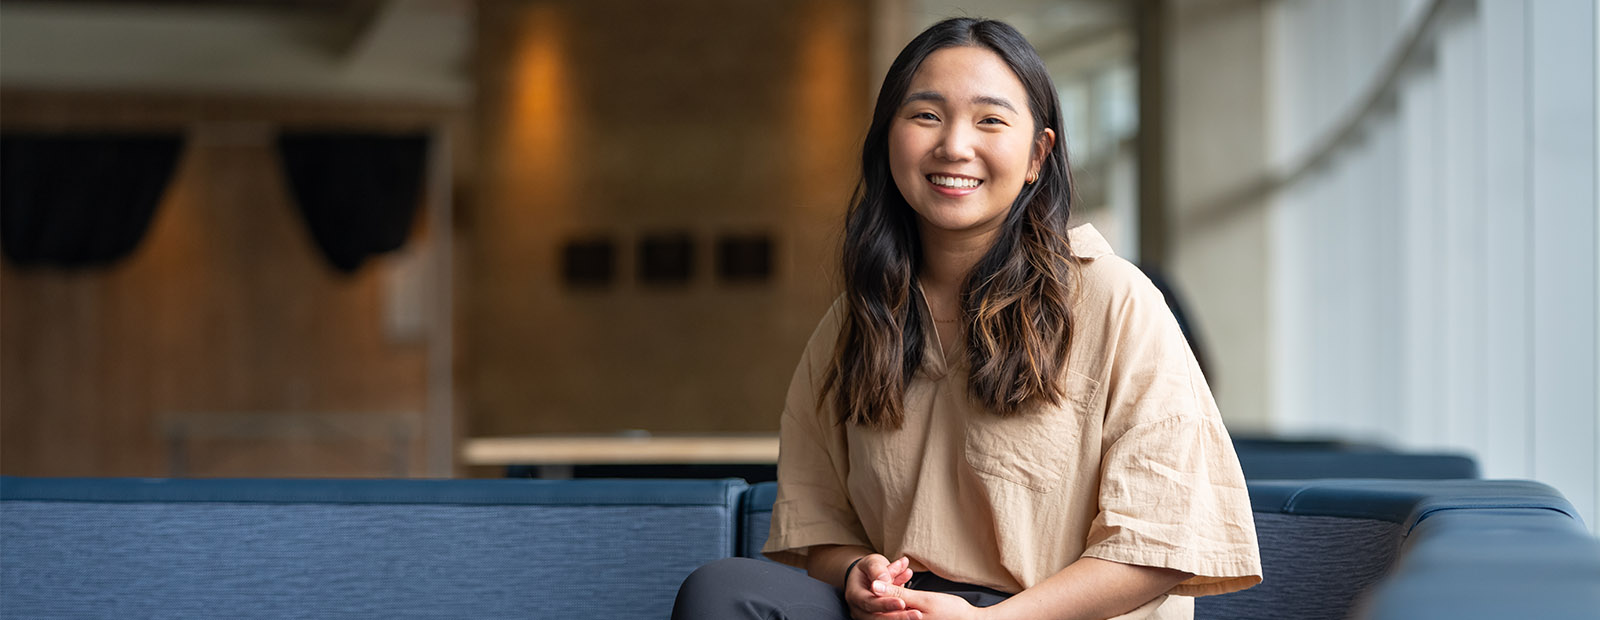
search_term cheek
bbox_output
[887,130,922,185]
[990,137,1036,182]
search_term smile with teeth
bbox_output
[928,174,982,189]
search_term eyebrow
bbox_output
[900,91,1018,113]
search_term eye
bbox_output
[978,117,1008,126]
[911,112,940,122]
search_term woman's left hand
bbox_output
[871,581,990,620]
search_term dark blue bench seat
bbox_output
[739,479,1596,620]
[4,475,1595,619]
[0,477,744,620]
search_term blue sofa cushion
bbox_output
[738,481,806,573]
[742,479,1591,620]
[1,477,745,620]
[739,480,777,559]
[1355,508,1600,619]
[1246,478,1579,529]
[1236,452,1479,480]
[1195,479,1586,620]
[1194,512,1402,620]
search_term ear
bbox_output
[1030,128,1056,178]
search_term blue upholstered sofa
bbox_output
[4,475,1597,619]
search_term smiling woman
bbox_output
[885,44,1058,375]
[672,17,1261,620]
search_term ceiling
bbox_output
[0,0,1130,105]
[0,0,472,104]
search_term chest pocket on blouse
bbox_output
[963,369,1101,493]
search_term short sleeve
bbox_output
[1077,260,1263,597]
[761,301,874,568]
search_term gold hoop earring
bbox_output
[1026,172,1038,184]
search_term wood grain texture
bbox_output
[1,118,435,477]
[462,434,779,465]
[466,0,868,438]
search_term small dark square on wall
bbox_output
[638,233,694,285]
[562,237,615,288]
[717,234,773,283]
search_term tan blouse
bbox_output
[762,224,1262,619]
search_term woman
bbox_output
[674,17,1261,620]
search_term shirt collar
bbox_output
[1068,223,1116,260]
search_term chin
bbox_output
[926,218,990,234]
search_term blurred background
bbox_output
[0,0,1595,530]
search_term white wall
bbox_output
[1263,0,1600,532]
[1166,0,1274,433]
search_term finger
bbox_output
[874,582,925,607]
[874,556,906,582]
[867,610,921,620]
[857,593,907,613]
[859,554,891,580]
[886,558,912,582]
[849,588,905,614]
[851,555,888,591]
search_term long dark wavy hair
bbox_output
[822,18,1077,430]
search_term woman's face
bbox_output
[888,45,1054,243]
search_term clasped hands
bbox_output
[845,554,987,620]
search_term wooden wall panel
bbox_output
[467,0,870,437]
[1,118,437,477]
[2,0,874,473]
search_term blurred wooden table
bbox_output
[461,433,780,468]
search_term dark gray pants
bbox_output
[671,557,1010,620]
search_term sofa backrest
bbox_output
[1354,503,1600,619]
[1230,436,1392,453]
[12,476,1591,619]
[1234,452,1479,480]
[739,480,1410,619]
[0,476,745,620]
[1197,479,1585,620]
[741,479,1594,620]
[739,479,779,561]
[1196,510,1403,620]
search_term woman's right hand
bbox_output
[846,555,919,620]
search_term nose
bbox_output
[933,125,975,162]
